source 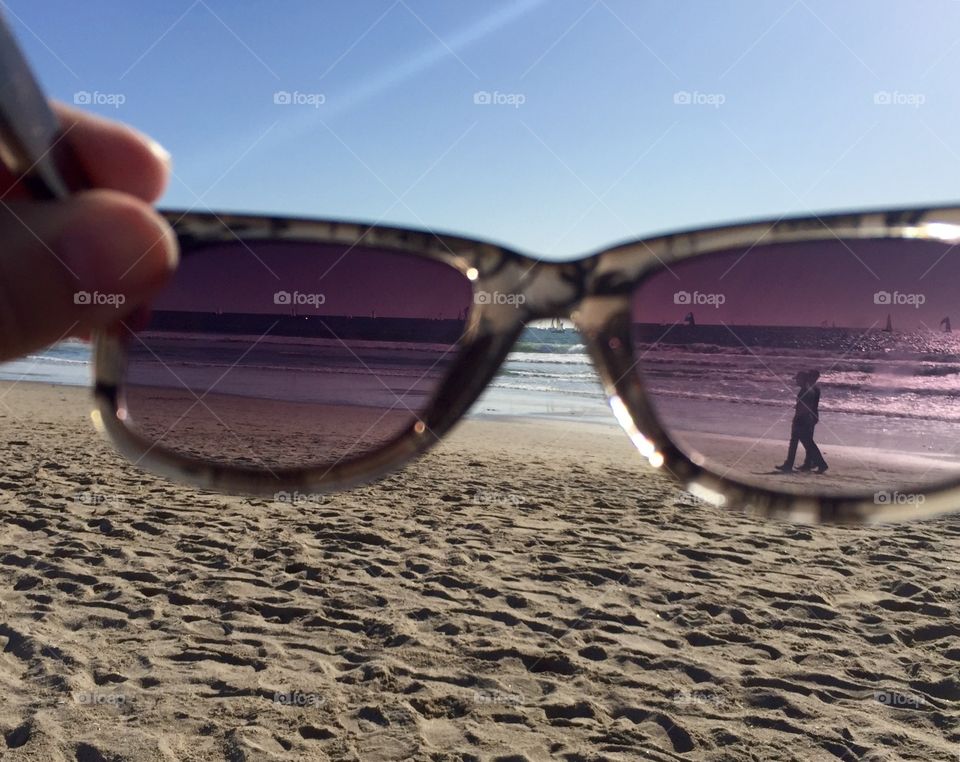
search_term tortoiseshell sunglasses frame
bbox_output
[92,204,960,524]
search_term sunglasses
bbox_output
[86,204,960,524]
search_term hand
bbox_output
[0,102,179,361]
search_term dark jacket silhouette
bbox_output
[795,384,820,427]
[778,371,827,472]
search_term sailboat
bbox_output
[683,311,695,327]
[882,313,893,333]
[550,317,565,332]
[940,316,952,333]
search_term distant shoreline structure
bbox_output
[144,311,466,344]
[139,313,959,346]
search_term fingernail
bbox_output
[145,137,172,169]
[145,213,179,276]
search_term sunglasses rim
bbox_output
[92,202,960,524]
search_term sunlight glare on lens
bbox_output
[688,482,727,508]
[907,222,960,241]
[609,395,662,467]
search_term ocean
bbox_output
[4,325,960,439]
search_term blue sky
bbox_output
[8,1,960,258]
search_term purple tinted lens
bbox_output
[631,238,960,497]
[120,241,473,470]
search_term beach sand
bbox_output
[674,430,960,498]
[0,382,956,761]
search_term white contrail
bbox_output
[316,0,550,119]
[175,0,550,190]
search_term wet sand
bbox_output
[0,382,956,761]
[677,430,960,498]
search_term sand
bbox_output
[675,430,960,498]
[0,382,956,761]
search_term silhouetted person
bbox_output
[776,370,828,474]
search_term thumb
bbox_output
[0,189,178,361]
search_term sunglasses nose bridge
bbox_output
[513,259,585,321]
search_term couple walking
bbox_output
[776,370,828,474]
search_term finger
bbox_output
[0,102,172,203]
[0,189,179,361]
[53,102,172,201]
